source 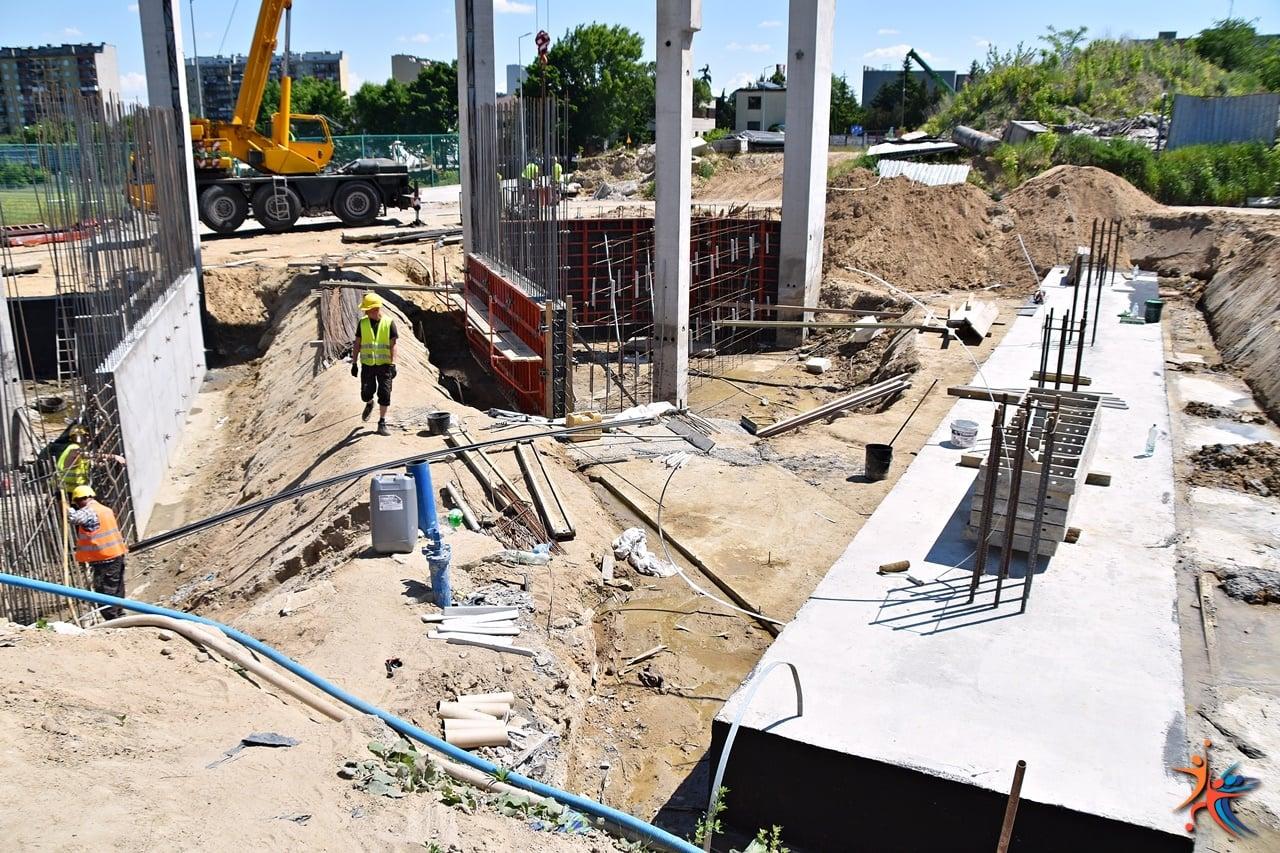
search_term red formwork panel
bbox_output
[462,255,547,413]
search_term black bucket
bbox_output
[865,443,893,482]
[1144,298,1165,324]
[427,411,452,436]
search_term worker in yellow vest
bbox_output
[351,293,398,436]
[56,424,126,493]
[68,484,128,621]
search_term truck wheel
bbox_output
[332,181,380,226]
[198,185,247,234]
[252,184,302,233]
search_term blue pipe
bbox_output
[408,461,450,606]
[0,572,697,853]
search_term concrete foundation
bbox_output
[102,272,205,535]
[713,270,1189,852]
[776,0,834,346]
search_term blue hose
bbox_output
[0,572,698,853]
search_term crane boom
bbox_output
[906,49,956,95]
[232,0,290,128]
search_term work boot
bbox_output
[362,401,374,422]
[377,419,390,436]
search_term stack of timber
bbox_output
[963,388,1102,557]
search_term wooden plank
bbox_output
[716,319,951,333]
[969,508,1069,536]
[964,526,1060,557]
[1030,371,1092,386]
[454,292,540,362]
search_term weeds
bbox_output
[693,785,728,848]
[746,825,790,853]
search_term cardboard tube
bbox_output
[445,727,510,749]
[457,691,517,705]
[437,704,494,721]
[438,701,509,718]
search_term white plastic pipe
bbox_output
[93,615,348,721]
[440,610,519,625]
[443,718,510,731]
[436,624,519,636]
[437,704,495,721]
[445,727,510,749]
[438,700,509,718]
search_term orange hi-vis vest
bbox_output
[74,501,127,563]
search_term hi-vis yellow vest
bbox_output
[56,443,91,491]
[359,317,392,366]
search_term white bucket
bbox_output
[951,419,979,449]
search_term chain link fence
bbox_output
[300,134,461,186]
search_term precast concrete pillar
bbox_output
[777,0,835,345]
[653,0,701,408]
[455,0,498,257]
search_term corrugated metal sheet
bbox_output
[866,140,959,157]
[1167,93,1280,149]
[877,160,971,186]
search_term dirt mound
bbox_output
[1189,442,1280,498]
[203,266,297,362]
[1003,166,1159,272]
[823,172,1024,290]
[1184,401,1269,425]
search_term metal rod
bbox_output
[1022,408,1056,613]
[968,404,1006,604]
[996,760,1027,853]
[995,402,1029,606]
[1054,313,1070,391]
[1071,315,1087,392]
[1092,223,1118,345]
[888,379,938,447]
[1070,219,1096,321]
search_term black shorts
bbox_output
[360,364,393,407]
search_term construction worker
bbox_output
[521,161,541,180]
[68,485,127,621]
[56,425,126,493]
[351,292,398,436]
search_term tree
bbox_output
[1038,25,1088,67]
[967,59,983,84]
[864,57,937,132]
[716,87,736,129]
[525,23,653,151]
[1192,18,1261,72]
[769,65,786,86]
[694,64,713,110]
[348,61,458,134]
[829,74,861,134]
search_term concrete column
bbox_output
[137,0,201,268]
[455,0,498,257]
[652,0,701,409]
[777,0,835,345]
[0,289,28,469]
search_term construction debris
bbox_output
[752,374,911,438]
[612,528,677,578]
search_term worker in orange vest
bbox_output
[68,484,128,620]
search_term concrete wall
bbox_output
[735,88,787,131]
[103,272,205,535]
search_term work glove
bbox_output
[388,364,398,379]
[351,361,359,378]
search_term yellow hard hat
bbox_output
[69,424,89,438]
[71,485,95,500]
[359,293,383,312]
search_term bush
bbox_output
[703,127,729,143]
[0,162,48,187]
[695,159,716,180]
[1053,134,1156,191]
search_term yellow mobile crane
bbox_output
[191,0,411,233]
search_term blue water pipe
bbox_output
[0,572,698,853]
[408,461,450,606]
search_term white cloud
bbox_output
[725,71,756,91]
[344,71,364,95]
[877,28,899,36]
[494,0,534,13]
[405,33,431,44]
[758,20,782,29]
[120,71,147,99]
[127,3,138,11]
[727,41,771,54]
[974,37,991,50]
[63,27,83,37]
[862,44,935,64]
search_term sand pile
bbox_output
[823,170,1024,291]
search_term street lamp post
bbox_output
[517,32,532,168]
[189,0,205,116]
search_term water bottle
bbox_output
[446,508,464,530]
[1144,424,1157,456]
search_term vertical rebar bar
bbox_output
[969,404,1006,604]
[995,401,1029,607]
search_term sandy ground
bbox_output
[3,161,1279,850]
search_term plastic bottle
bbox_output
[498,549,550,566]
[446,508,464,530]
[1145,424,1157,456]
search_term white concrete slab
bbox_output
[719,266,1187,840]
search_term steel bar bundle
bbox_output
[754,374,911,438]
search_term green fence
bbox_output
[302,134,461,186]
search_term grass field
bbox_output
[0,186,78,227]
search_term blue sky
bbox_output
[7,0,1276,103]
